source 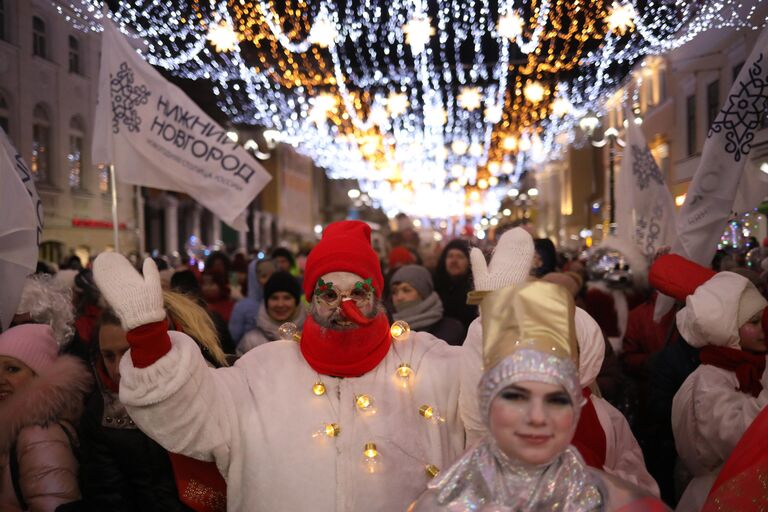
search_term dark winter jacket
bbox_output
[78,367,193,512]
[424,316,466,346]
[433,240,478,330]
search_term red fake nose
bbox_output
[340,299,374,326]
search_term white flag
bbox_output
[655,24,768,319]
[733,160,768,213]
[0,128,42,331]
[616,112,677,258]
[92,19,271,230]
[672,24,768,265]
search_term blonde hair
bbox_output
[162,291,229,367]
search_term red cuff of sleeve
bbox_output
[127,320,171,368]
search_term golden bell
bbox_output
[312,382,326,396]
[355,394,374,411]
[390,320,411,341]
[363,442,378,459]
[396,363,413,378]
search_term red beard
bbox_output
[300,311,392,378]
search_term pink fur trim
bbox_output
[0,355,92,453]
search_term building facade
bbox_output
[537,11,768,248]
[1,0,142,264]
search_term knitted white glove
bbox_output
[93,253,165,330]
[470,227,534,292]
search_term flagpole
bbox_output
[110,163,120,253]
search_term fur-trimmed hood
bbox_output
[0,355,92,454]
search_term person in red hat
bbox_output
[649,254,768,512]
[91,220,481,512]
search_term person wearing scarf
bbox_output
[228,258,276,346]
[390,265,465,345]
[410,281,666,511]
[91,220,482,511]
[433,239,478,330]
[237,271,307,355]
[651,255,768,512]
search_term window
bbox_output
[32,104,51,183]
[68,117,85,190]
[706,80,720,128]
[32,16,47,58]
[686,95,696,156]
[98,164,111,195]
[0,0,6,42]
[68,36,80,74]
[0,92,8,135]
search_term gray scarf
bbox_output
[392,291,444,330]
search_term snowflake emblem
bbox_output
[708,53,768,162]
[110,62,151,134]
[631,144,664,190]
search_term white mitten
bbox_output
[470,227,534,292]
[93,254,165,330]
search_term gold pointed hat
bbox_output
[480,280,579,370]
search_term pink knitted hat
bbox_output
[0,324,59,375]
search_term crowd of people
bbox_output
[1,219,767,511]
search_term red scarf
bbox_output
[700,346,766,397]
[300,313,392,378]
[96,358,120,393]
[571,388,607,469]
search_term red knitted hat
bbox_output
[388,246,416,269]
[649,254,716,302]
[304,220,384,299]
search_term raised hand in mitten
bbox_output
[470,227,534,292]
[93,253,166,330]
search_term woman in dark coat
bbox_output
[78,309,194,512]
[432,239,478,331]
[79,300,228,511]
[390,265,466,345]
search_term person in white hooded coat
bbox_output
[92,221,484,512]
[670,268,768,512]
[574,308,660,497]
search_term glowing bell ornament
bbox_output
[419,405,446,423]
[313,423,341,438]
[279,322,301,342]
[395,363,414,388]
[362,442,381,474]
[355,394,376,414]
[312,382,326,396]
[390,321,411,342]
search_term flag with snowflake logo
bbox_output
[616,112,677,258]
[92,19,270,230]
[655,24,768,320]
[671,24,768,265]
